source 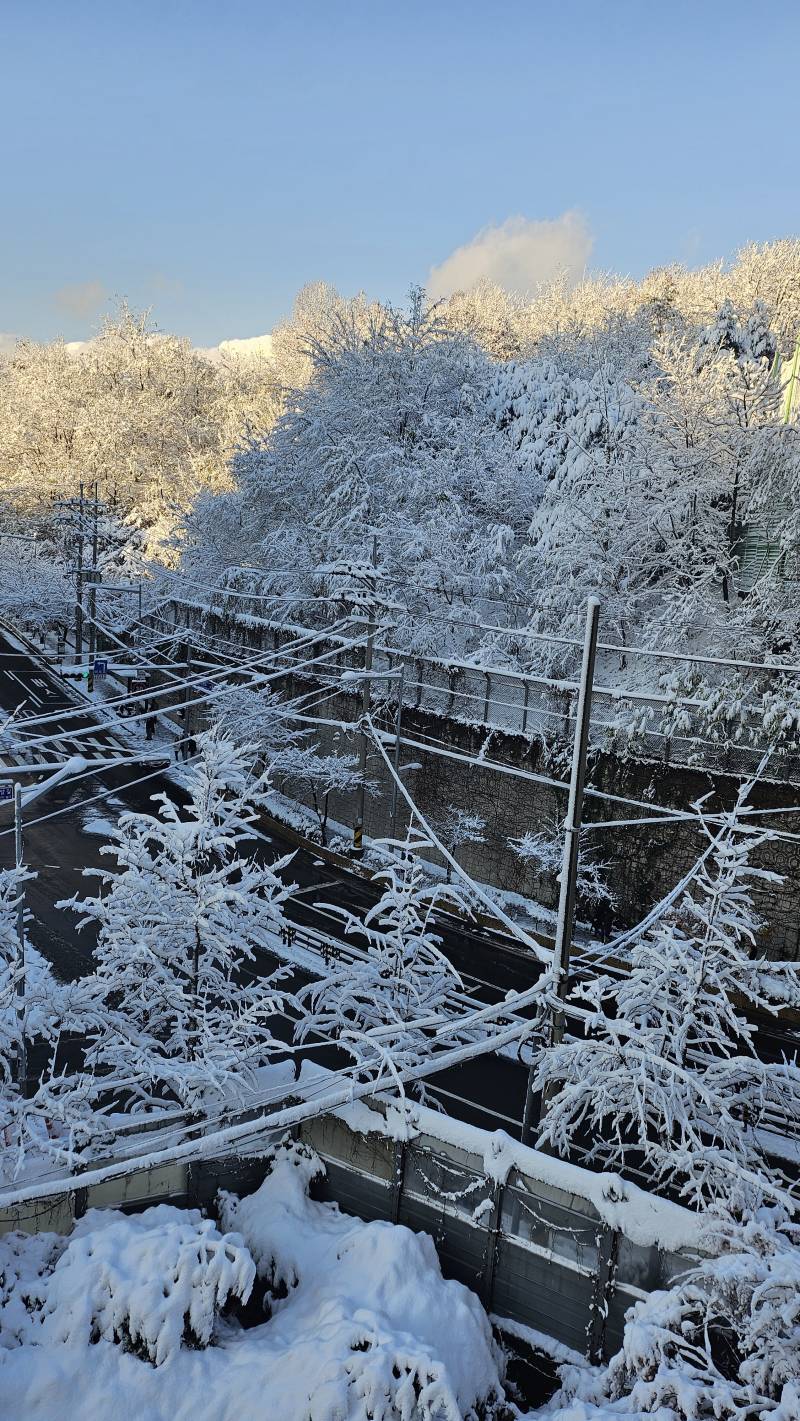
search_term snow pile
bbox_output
[218,1138,507,1420]
[0,1138,509,1420]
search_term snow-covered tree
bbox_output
[295,835,462,1088]
[67,730,297,1112]
[564,1209,800,1421]
[0,865,101,1180]
[214,683,307,772]
[0,304,282,562]
[0,538,73,640]
[0,865,35,1152]
[434,804,487,882]
[533,788,800,1206]
[277,744,370,846]
[510,825,613,915]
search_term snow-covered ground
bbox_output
[0,1137,513,1421]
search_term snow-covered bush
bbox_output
[0,1205,254,1367]
[554,1210,800,1421]
[0,1139,511,1419]
[218,1137,509,1420]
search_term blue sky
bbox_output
[3,0,799,346]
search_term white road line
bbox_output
[8,671,42,705]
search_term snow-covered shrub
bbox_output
[554,1211,800,1421]
[219,1136,509,1420]
[0,1229,62,1350]
[28,1205,254,1367]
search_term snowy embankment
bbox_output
[0,1138,510,1421]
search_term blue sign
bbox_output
[94,659,108,678]
[0,783,13,802]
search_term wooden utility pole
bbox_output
[521,597,600,1146]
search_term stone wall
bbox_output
[292,693,800,961]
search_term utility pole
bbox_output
[521,597,600,1146]
[389,661,405,842]
[14,783,27,1095]
[87,481,100,686]
[353,537,378,857]
[184,609,194,747]
[74,481,85,666]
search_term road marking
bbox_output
[7,671,42,705]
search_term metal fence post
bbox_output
[481,1178,505,1309]
[587,1224,620,1364]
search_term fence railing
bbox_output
[164,599,800,785]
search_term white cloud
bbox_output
[0,332,18,356]
[428,211,593,299]
[54,279,108,319]
[199,333,274,364]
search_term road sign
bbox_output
[94,659,108,678]
[0,783,13,802]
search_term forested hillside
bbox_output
[4,241,800,722]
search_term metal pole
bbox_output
[353,538,378,856]
[521,597,600,1146]
[13,783,27,1094]
[87,481,99,673]
[390,662,406,841]
[184,611,193,746]
[74,481,84,664]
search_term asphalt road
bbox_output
[0,626,795,1151]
